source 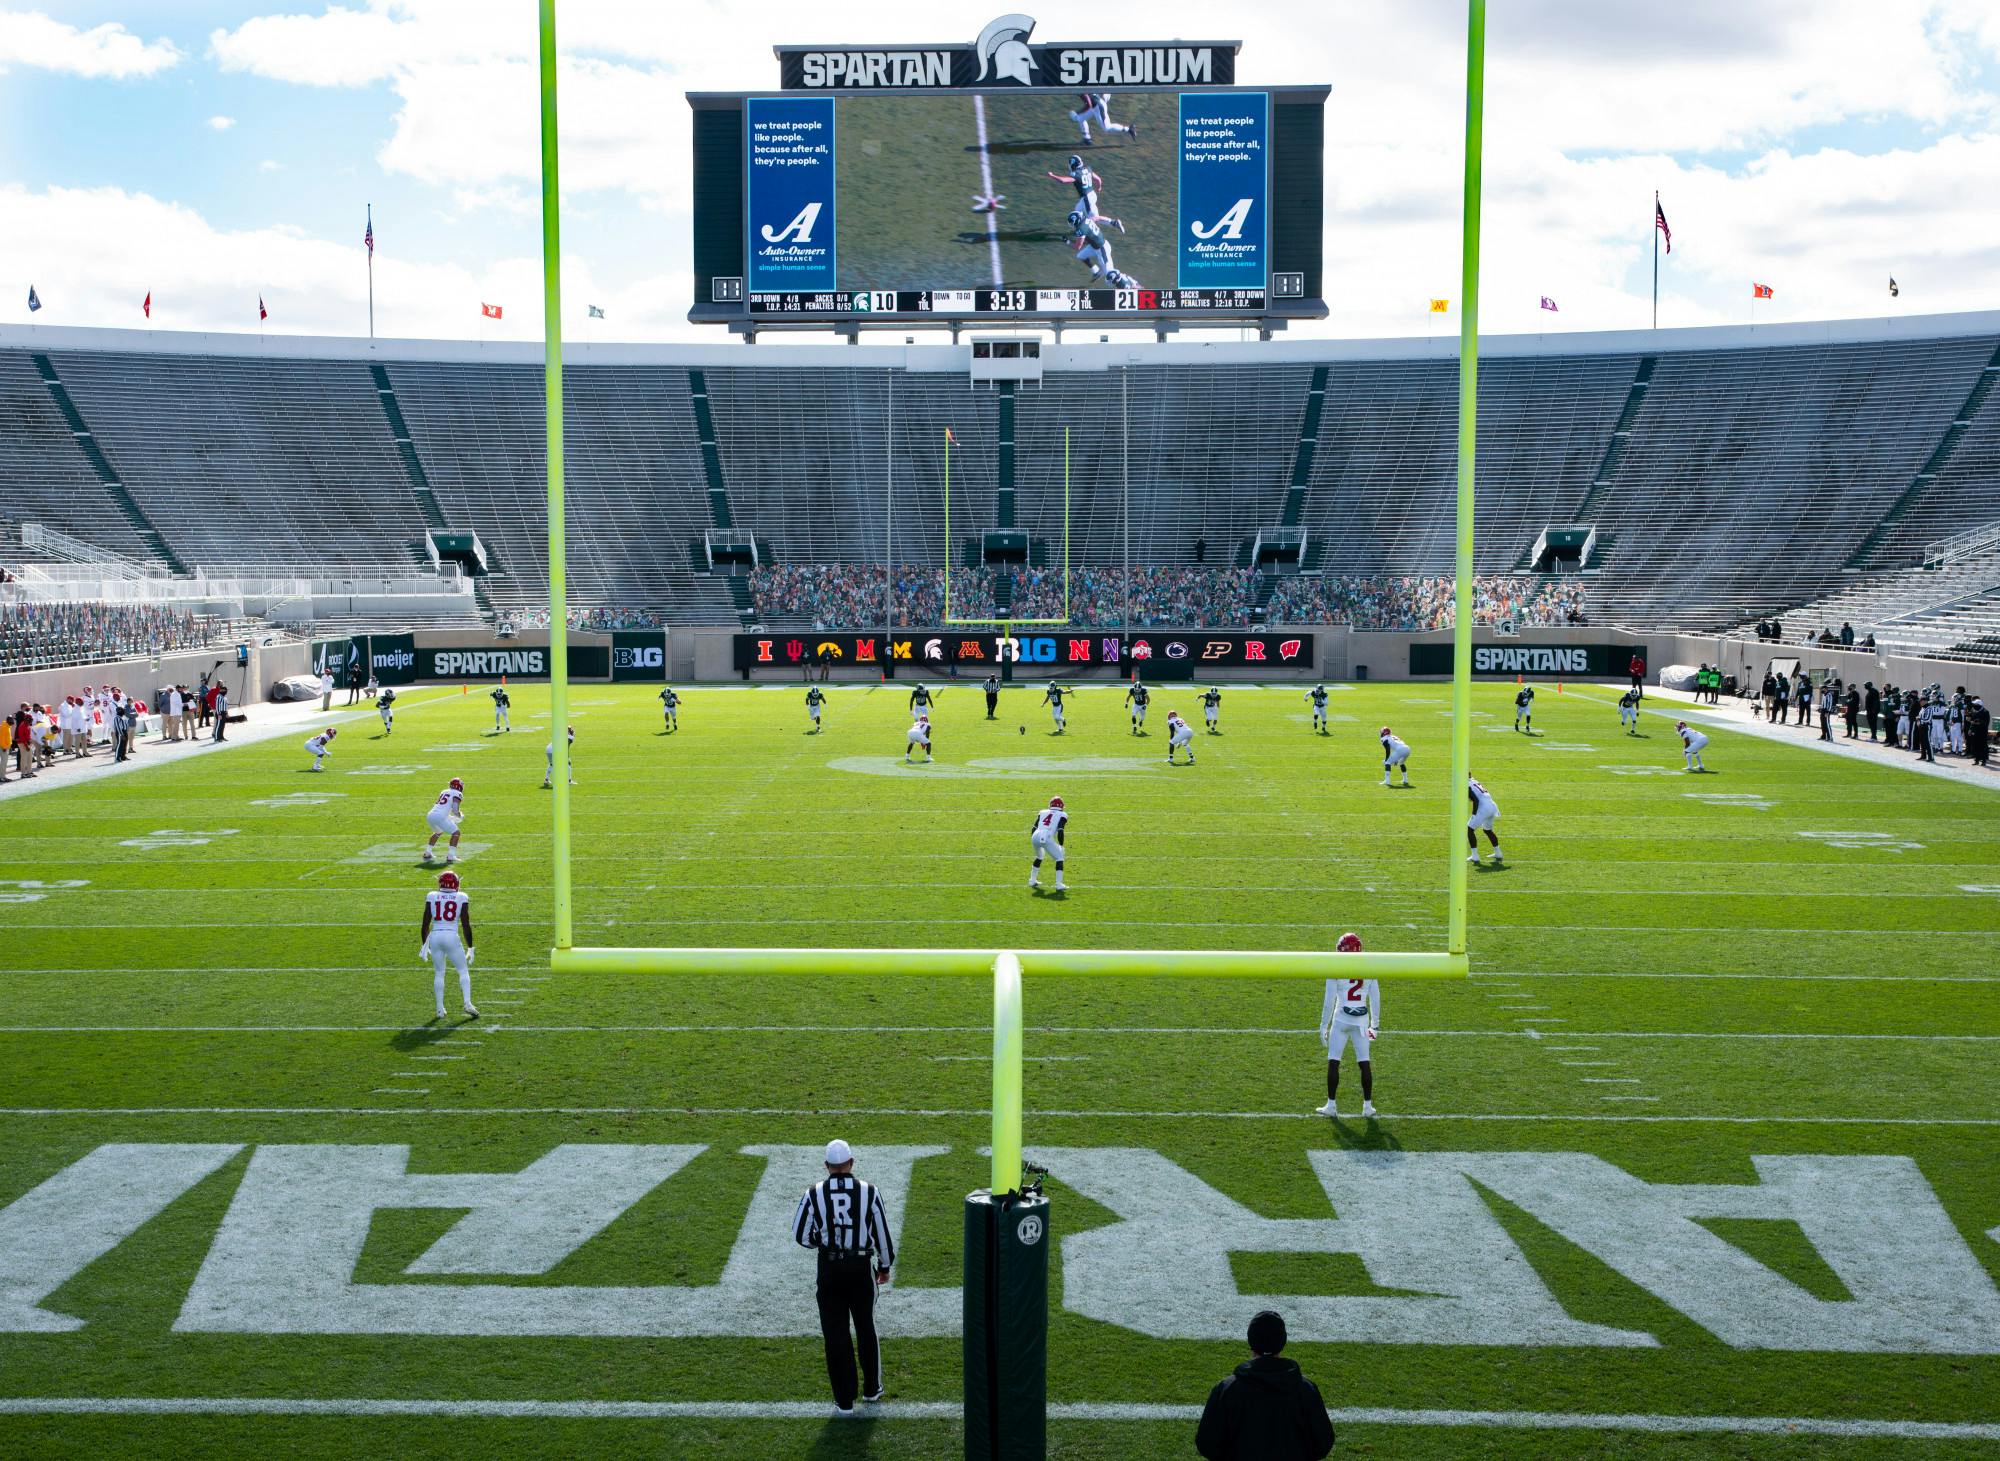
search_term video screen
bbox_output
[744,90,1269,295]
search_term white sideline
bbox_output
[1,1105,1994,1124]
[0,1396,1994,1440]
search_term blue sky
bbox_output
[2,1,1997,342]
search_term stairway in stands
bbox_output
[31,353,188,575]
[1846,339,2000,567]
[1254,366,1329,621]
[1522,355,1654,570]
[687,369,760,626]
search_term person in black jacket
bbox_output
[1970,697,1991,768]
[1843,683,1860,738]
[1195,1310,1334,1461]
[1864,682,1881,741]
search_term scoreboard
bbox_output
[747,287,1270,318]
[688,23,1326,329]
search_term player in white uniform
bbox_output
[1467,775,1503,865]
[1317,931,1378,1117]
[1067,92,1135,145]
[1306,685,1330,734]
[544,726,575,787]
[1201,686,1222,733]
[420,870,477,1021]
[1676,720,1710,772]
[1042,682,1068,734]
[1029,795,1067,892]
[1166,710,1196,764]
[424,777,464,863]
[490,685,511,732]
[1124,681,1150,735]
[304,727,338,771]
[1513,686,1535,733]
[1618,688,1640,734]
[378,686,397,736]
[905,714,933,763]
[1379,725,1411,787]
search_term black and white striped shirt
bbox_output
[793,1173,896,1268]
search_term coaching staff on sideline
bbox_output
[793,1138,896,1416]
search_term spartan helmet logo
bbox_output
[974,13,1039,84]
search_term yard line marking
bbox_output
[389,1073,445,1079]
[493,987,536,993]
[4,1106,1995,1125]
[1,1397,1996,1440]
[1548,1046,1601,1052]
[930,1054,1090,1063]
[1601,1095,1662,1103]
[0,1024,1991,1042]
[1561,1061,1620,1067]
[1580,1077,1643,1084]
[409,1054,470,1061]
[971,96,1005,287]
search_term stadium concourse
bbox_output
[2,312,2000,1460]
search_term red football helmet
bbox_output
[449,777,464,791]
[1380,725,1392,738]
[1049,795,1064,809]
[326,727,338,738]
[1675,721,1687,732]
[437,871,460,891]
[1335,931,1363,953]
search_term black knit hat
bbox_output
[1248,1310,1287,1355]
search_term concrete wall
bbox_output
[0,640,314,711]
[1651,633,2000,704]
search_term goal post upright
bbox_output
[539,0,572,952]
[1447,0,1485,958]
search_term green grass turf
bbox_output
[0,679,1996,1458]
[835,92,1176,292]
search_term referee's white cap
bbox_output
[824,1139,853,1166]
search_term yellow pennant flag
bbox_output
[1429,298,1450,313]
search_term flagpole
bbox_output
[367,203,375,340]
[1651,190,1658,330]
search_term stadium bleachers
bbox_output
[3,315,1997,642]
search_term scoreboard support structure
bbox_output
[541,1,1484,1452]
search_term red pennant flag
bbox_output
[142,290,151,319]
[1752,282,1773,299]
[258,296,268,322]
[480,302,503,319]
[944,427,957,444]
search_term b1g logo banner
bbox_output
[1409,642,1643,677]
[611,632,667,682]
[1179,92,1268,288]
[746,96,835,292]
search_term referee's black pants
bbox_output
[815,1253,880,1407]
[985,692,998,719]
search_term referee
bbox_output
[792,1138,896,1416]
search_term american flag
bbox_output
[364,214,374,257]
[1654,199,1671,253]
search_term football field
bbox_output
[1,679,1997,1458]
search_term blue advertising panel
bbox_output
[1177,92,1268,288]
[745,96,836,291]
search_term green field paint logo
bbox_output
[4,1144,1997,1352]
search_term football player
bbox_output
[304,726,337,772]
[377,685,397,736]
[1513,685,1535,734]
[423,777,464,863]
[1676,720,1710,772]
[806,685,827,733]
[1045,156,1124,233]
[905,714,933,763]
[1618,687,1640,735]
[420,869,477,1021]
[1201,685,1222,732]
[660,686,679,733]
[1124,680,1150,735]
[1067,91,1135,146]
[1305,684,1330,734]
[1043,681,1069,734]
[544,726,575,787]
[1379,726,1411,787]
[1166,710,1196,764]
[1029,795,1067,892]
[490,684,511,733]
[1317,932,1378,1118]
[909,683,936,719]
[1067,213,1118,282]
[1467,775,1503,865]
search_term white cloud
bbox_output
[207,115,235,131]
[0,8,180,77]
[259,159,283,172]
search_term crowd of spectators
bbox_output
[0,600,219,672]
[743,563,1588,631]
[499,606,666,633]
[748,564,995,627]
[1266,574,1587,630]
[1013,566,1257,626]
